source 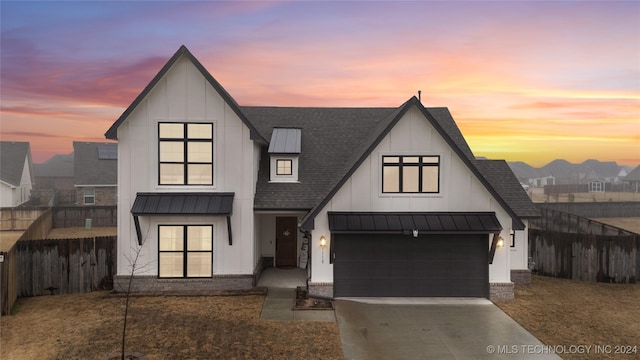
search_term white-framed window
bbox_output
[276,159,293,175]
[84,187,95,205]
[382,155,440,193]
[269,156,298,182]
[159,122,213,185]
[158,225,213,278]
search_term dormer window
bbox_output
[276,159,293,176]
[268,128,301,183]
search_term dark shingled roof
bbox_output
[245,99,528,231]
[474,160,540,219]
[624,165,640,182]
[0,141,32,186]
[242,106,398,210]
[73,142,117,186]
[131,192,234,215]
[328,212,502,234]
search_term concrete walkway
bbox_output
[257,267,335,322]
[260,287,336,322]
[335,298,562,360]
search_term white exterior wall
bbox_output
[116,55,258,276]
[0,182,14,207]
[510,220,529,270]
[309,106,512,284]
[0,157,32,207]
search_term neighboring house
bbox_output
[624,165,640,192]
[105,46,538,300]
[33,152,74,191]
[0,141,34,207]
[73,142,117,206]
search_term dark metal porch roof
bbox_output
[328,212,502,234]
[131,192,234,215]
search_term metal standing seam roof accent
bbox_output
[131,192,234,215]
[268,128,301,154]
[327,212,502,234]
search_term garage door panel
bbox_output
[334,234,489,298]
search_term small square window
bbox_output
[276,159,293,175]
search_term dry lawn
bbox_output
[495,275,640,360]
[0,292,342,360]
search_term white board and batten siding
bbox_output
[310,106,513,284]
[116,54,259,276]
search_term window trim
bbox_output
[381,155,440,194]
[158,224,213,279]
[158,122,214,186]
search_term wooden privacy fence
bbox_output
[0,245,18,315]
[16,236,116,298]
[530,229,639,283]
[53,206,117,228]
[0,207,47,230]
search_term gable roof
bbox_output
[245,98,529,230]
[105,45,266,144]
[624,165,640,182]
[73,142,117,186]
[34,153,74,178]
[474,159,540,220]
[0,141,32,186]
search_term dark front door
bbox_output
[275,217,298,268]
[333,234,489,297]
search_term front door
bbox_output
[275,217,298,268]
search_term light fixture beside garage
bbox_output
[320,236,327,263]
[497,236,505,247]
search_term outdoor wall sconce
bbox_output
[412,229,419,238]
[497,236,505,248]
[320,236,327,263]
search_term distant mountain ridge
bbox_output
[507,159,634,183]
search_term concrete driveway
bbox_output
[335,298,562,360]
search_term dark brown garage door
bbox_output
[333,234,488,297]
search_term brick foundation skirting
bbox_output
[113,275,254,295]
[511,269,532,285]
[308,282,333,299]
[489,282,514,301]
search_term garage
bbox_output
[328,212,501,298]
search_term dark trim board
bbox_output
[333,233,489,298]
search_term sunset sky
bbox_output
[1,1,639,167]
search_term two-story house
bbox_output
[106,46,538,300]
[73,142,118,206]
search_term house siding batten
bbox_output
[113,53,257,293]
[308,106,515,300]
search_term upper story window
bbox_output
[84,187,95,205]
[159,123,213,185]
[276,159,293,175]
[382,155,440,193]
